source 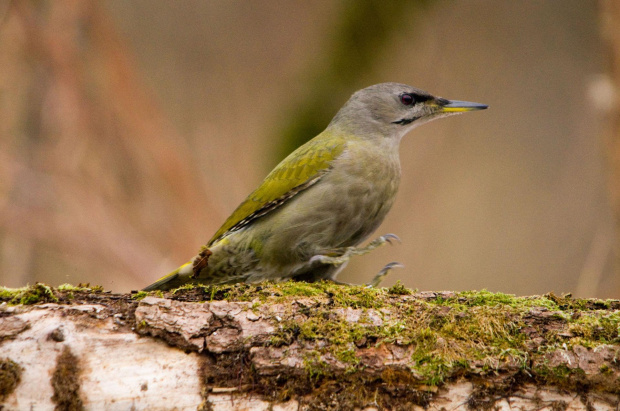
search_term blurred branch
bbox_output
[0,1,221,288]
[599,0,620,295]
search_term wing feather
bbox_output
[208,133,347,245]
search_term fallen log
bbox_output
[0,282,619,410]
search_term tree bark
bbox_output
[1,284,619,410]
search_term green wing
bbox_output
[208,132,347,245]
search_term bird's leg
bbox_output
[322,261,403,287]
[309,233,400,266]
[365,261,404,287]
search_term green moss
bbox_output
[332,286,385,309]
[534,363,586,388]
[1,283,59,305]
[275,282,327,297]
[335,347,360,370]
[0,283,107,305]
[598,313,620,342]
[303,351,329,381]
[568,311,620,345]
[456,289,517,306]
[22,284,57,305]
[0,287,17,300]
[131,291,149,300]
[57,284,88,292]
[169,281,385,308]
[412,354,451,386]
[434,289,559,311]
[387,280,412,295]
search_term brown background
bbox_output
[1,0,617,297]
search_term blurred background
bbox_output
[1,0,619,297]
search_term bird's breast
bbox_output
[322,143,401,246]
[252,138,402,263]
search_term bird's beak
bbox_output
[439,100,488,113]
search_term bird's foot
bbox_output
[309,233,400,267]
[366,233,401,249]
[365,261,404,288]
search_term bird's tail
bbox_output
[142,262,193,291]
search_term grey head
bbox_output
[328,82,488,140]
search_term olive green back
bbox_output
[208,132,347,245]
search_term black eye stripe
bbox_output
[415,95,431,103]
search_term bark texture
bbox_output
[0,283,619,410]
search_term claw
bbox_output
[368,233,401,248]
[382,233,401,245]
[366,261,404,288]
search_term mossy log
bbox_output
[0,283,619,410]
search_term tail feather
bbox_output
[142,262,193,291]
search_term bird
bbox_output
[143,82,487,291]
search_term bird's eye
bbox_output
[400,93,415,106]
